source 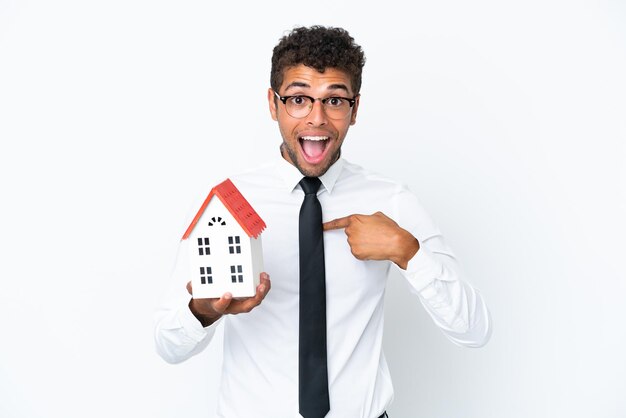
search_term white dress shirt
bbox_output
[154,156,491,418]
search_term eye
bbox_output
[289,96,308,106]
[326,97,344,107]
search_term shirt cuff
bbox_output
[178,304,221,342]
[396,247,444,293]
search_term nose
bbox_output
[305,98,328,126]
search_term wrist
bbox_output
[188,298,222,327]
[392,232,420,270]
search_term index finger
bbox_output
[323,216,351,231]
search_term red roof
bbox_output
[182,178,266,240]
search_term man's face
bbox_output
[268,64,360,178]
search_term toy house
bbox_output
[182,179,266,299]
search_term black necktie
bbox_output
[298,177,330,418]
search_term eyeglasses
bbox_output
[273,91,357,119]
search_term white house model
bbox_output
[182,178,266,299]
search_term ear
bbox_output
[268,88,278,121]
[350,94,360,126]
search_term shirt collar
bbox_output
[274,153,345,195]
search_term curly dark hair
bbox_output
[270,26,366,95]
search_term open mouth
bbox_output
[299,136,330,164]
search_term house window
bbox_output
[228,236,241,254]
[230,265,243,283]
[197,237,210,255]
[200,266,213,284]
[209,216,226,226]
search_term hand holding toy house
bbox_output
[182,179,266,299]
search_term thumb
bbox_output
[211,293,234,314]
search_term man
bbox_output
[154,26,491,418]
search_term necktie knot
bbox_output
[300,177,322,195]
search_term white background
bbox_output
[1,0,625,417]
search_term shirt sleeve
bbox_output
[392,184,492,348]
[153,238,223,363]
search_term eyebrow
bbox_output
[283,82,351,95]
